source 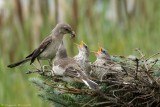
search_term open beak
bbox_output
[71,31,76,38]
[97,47,102,54]
[74,41,83,48]
[79,41,84,48]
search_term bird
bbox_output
[90,47,122,80]
[52,42,98,90]
[92,47,112,66]
[7,23,76,68]
[74,41,91,76]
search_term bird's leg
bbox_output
[37,59,48,72]
[42,64,52,74]
[43,64,51,69]
[37,59,52,73]
[50,69,54,76]
[32,63,40,70]
[42,65,47,72]
[37,59,43,70]
[48,59,52,66]
[27,62,43,74]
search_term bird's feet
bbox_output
[50,69,55,76]
[42,65,55,77]
[32,63,40,71]
[41,65,51,72]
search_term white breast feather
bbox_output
[52,65,65,76]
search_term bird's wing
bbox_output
[30,36,52,64]
[64,66,81,78]
[25,49,36,58]
[54,58,84,78]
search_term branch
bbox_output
[146,52,160,61]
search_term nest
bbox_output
[28,48,160,107]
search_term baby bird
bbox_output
[91,47,122,80]
[52,42,98,90]
[74,41,91,76]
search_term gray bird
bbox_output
[52,42,98,90]
[74,41,91,75]
[91,47,122,80]
[93,47,112,65]
[8,23,75,68]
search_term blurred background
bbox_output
[0,0,159,106]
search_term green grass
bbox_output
[0,61,48,107]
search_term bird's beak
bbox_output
[97,47,102,54]
[79,41,84,48]
[70,31,76,38]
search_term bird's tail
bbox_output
[82,78,99,90]
[7,57,31,68]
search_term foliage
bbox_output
[29,49,160,107]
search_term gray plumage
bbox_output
[8,23,75,68]
[91,47,122,80]
[55,41,68,60]
[91,47,113,79]
[52,43,98,90]
[74,41,91,75]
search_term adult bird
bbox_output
[8,23,75,68]
[74,41,91,76]
[52,42,98,90]
[91,47,122,80]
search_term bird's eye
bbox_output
[64,26,71,32]
[84,45,88,49]
[64,27,69,31]
[102,50,106,54]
